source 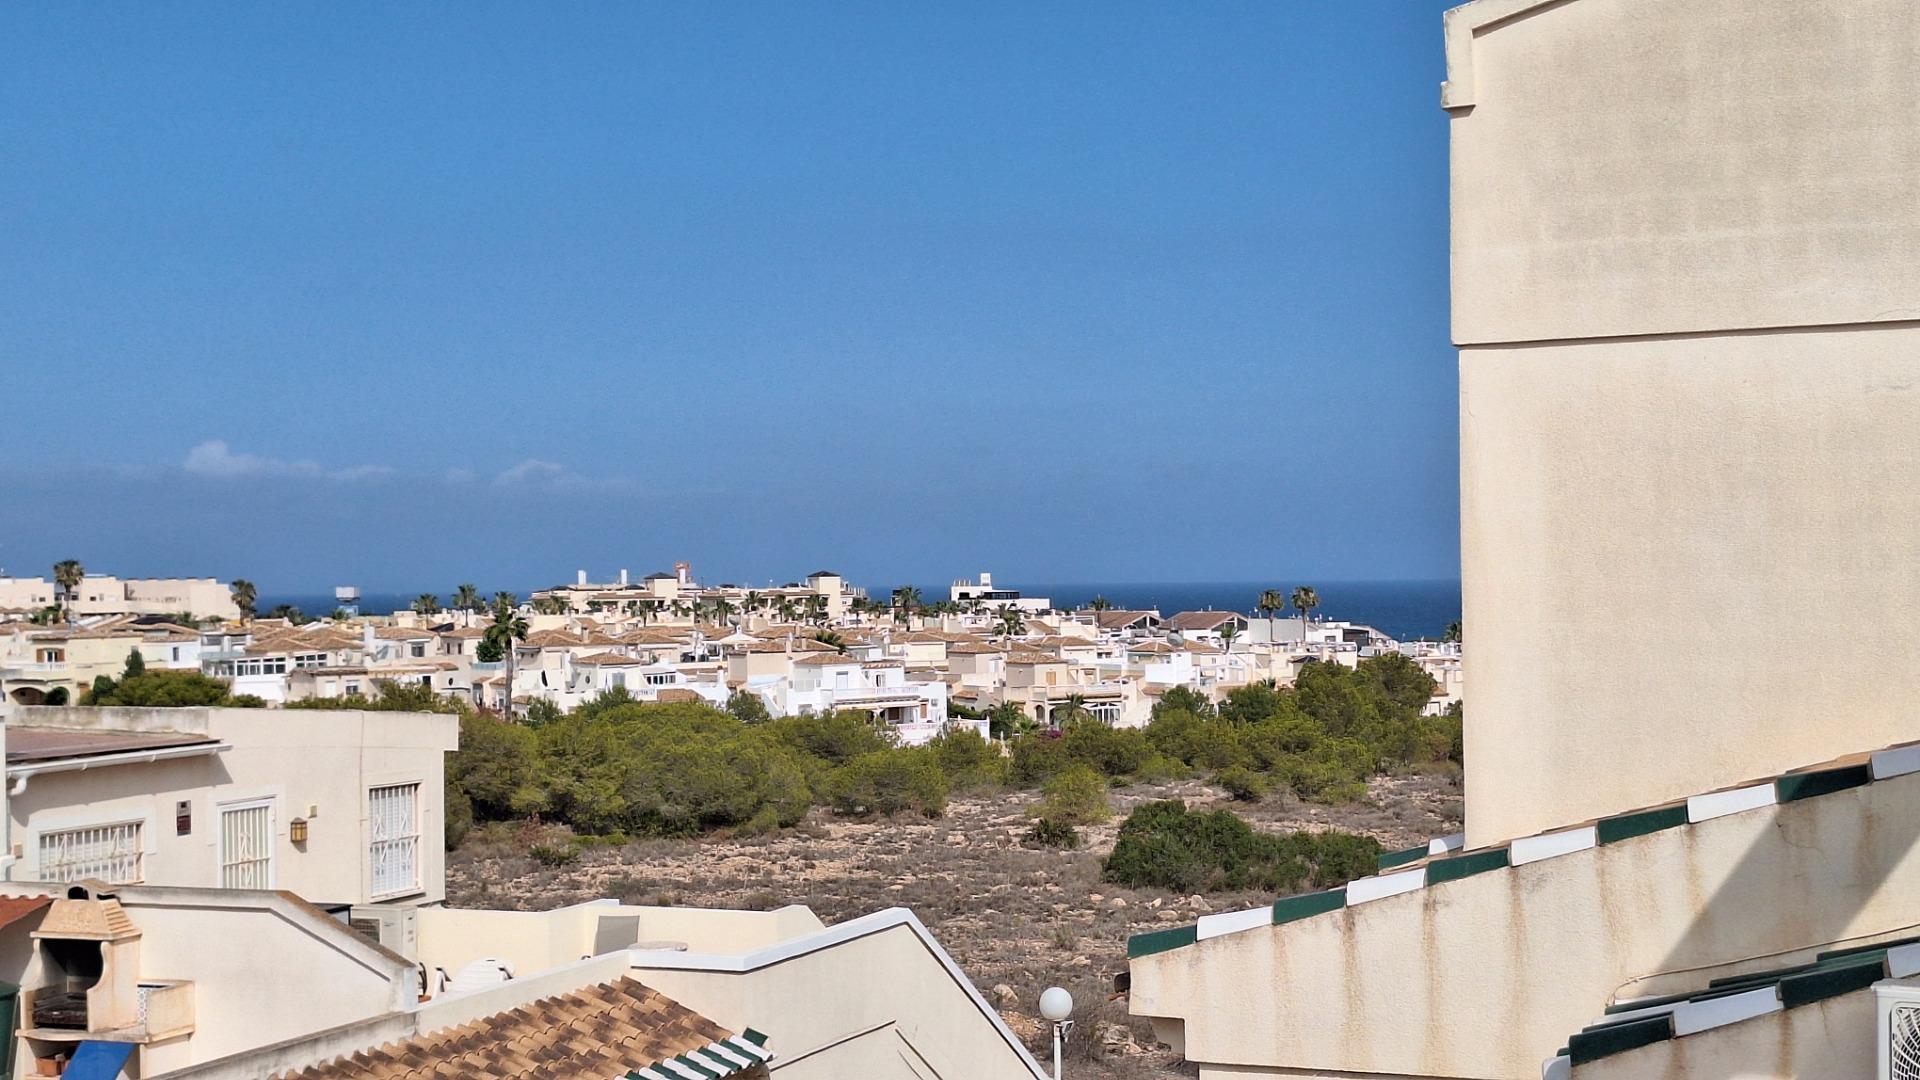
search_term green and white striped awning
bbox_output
[627,1029,771,1079]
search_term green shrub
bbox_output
[1102,800,1380,894]
[824,750,948,818]
[1215,765,1268,802]
[1061,719,1157,777]
[1034,764,1112,825]
[82,670,239,707]
[1008,732,1074,786]
[765,711,895,764]
[1024,817,1081,849]
[1146,708,1244,770]
[528,843,578,866]
[926,728,1006,791]
[725,690,772,725]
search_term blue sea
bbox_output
[260,579,1461,641]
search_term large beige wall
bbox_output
[1450,0,1920,845]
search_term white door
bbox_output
[219,799,275,889]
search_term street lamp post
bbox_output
[1039,986,1074,1080]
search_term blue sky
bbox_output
[1,2,1459,594]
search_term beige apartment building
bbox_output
[0,576,239,622]
[1127,3,1920,1079]
[2,705,458,907]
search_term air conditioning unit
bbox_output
[1877,979,1920,1080]
[348,904,418,959]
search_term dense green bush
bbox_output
[1034,764,1112,825]
[1214,765,1268,802]
[926,729,1007,791]
[1102,800,1381,894]
[1024,817,1081,849]
[82,668,254,708]
[823,749,948,818]
[1142,656,1452,804]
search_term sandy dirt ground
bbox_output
[448,773,1463,1079]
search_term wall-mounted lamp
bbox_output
[289,818,309,845]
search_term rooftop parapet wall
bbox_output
[1128,743,1920,1080]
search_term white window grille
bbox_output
[220,800,274,889]
[39,822,144,884]
[369,783,421,898]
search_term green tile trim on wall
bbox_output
[1778,956,1886,1008]
[1378,845,1428,871]
[1776,763,1873,803]
[1596,804,1688,845]
[1424,847,1511,884]
[1127,924,1198,959]
[1272,888,1346,925]
[1566,1015,1673,1065]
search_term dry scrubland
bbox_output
[449,772,1463,1079]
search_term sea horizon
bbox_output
[257,577,1462,641]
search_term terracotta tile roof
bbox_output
[282,977,769,1080]
[1169,611,1241,631]
[1095,610,1160,629]
[1007,651,1065,665]
[794,653,859,666]
[575,652,642,665]
[946,642,1006,655]
[0,896,51,934]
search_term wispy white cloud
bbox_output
[182,440,394,482]
[493,459,571,485]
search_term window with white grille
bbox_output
[39,822,144,884]
[368,783,421,898]
[219,800,275,889]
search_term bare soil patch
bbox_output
[448,772,1462,1079]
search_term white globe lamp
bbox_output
[1039,986,1074,1079]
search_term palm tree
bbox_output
[711,598,737,626]
[453,584,482,613]
[1442,619,1463,644]
[52,559,84,625]
[995,607,1027,639]
[775,597,798,623]
[230,579,258,623]
[890,586,922,624]
[484,599,530,717]
[804,595,829,625]
[493,591,519,612]
[1087,595,1113,612]
[1219,623,1241,652]
[1257,589,1284,641]
[744,590,764,616]
[412,594,440,616]
[811,629,849,654]
[1291,585,1320,641]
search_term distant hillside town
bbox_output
[0,565,1462,741]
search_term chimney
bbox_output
[362,622,375,655]
[620,568,629,586]
[577,569,588,587]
